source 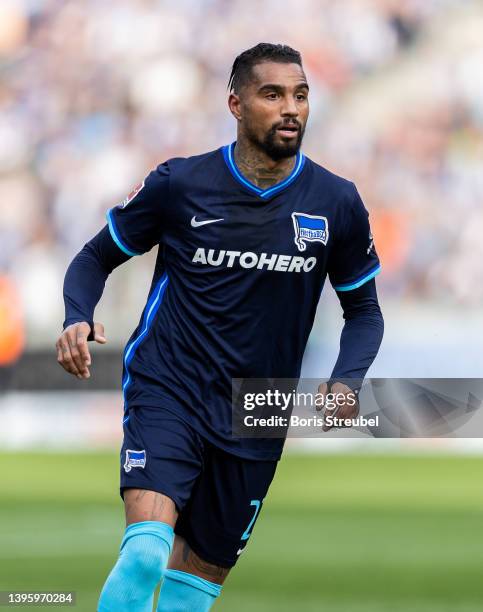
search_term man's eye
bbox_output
[296,94,307,101]
[266,93,278,99]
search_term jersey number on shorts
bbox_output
[241,499,263,541]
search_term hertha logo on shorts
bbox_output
[124,449,147,473]
[291,212,329,251]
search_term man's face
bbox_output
[230,61,309,160]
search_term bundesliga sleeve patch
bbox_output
[367,230,374,254]
[121,180,145,208]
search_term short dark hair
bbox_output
[228,43,302,93]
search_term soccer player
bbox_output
[57,43,383,611]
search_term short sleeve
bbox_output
[106,162,170,256]
[328,185,381,292]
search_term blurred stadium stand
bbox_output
[1,0,483,447]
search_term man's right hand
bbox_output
[56,322,106,379]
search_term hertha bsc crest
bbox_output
[291,213,329,252]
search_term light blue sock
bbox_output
[156,569,222,611]
[98,521,174,612]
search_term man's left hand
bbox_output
[317,381,359,432]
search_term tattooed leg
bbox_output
[167,535,230,585]
[124,489,178,527]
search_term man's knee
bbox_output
[119,529,166,583]
[98,521,174,611]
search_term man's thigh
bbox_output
[173,445,279,574]
[120,406,204,521]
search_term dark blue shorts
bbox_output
[120,405,279,567]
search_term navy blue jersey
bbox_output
[106,143,381,460]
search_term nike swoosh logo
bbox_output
[191,216,224,228]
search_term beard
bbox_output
[246,120,305,161]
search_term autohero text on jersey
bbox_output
[192,248,317,273]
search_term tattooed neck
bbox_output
[234,138,296,190]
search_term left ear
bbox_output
[228,93,242,121]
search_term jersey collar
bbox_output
[222,142,306,200]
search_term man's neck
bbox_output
[233,136,296,190]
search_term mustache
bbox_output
[272,120,302,131]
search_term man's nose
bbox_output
[280,95,299,116]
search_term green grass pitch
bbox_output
[1,452,483,611]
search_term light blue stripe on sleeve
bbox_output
[333,264,381,292]
[106,209,141,257]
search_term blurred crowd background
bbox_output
[1,0,483,368]
[2,7,483,605]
